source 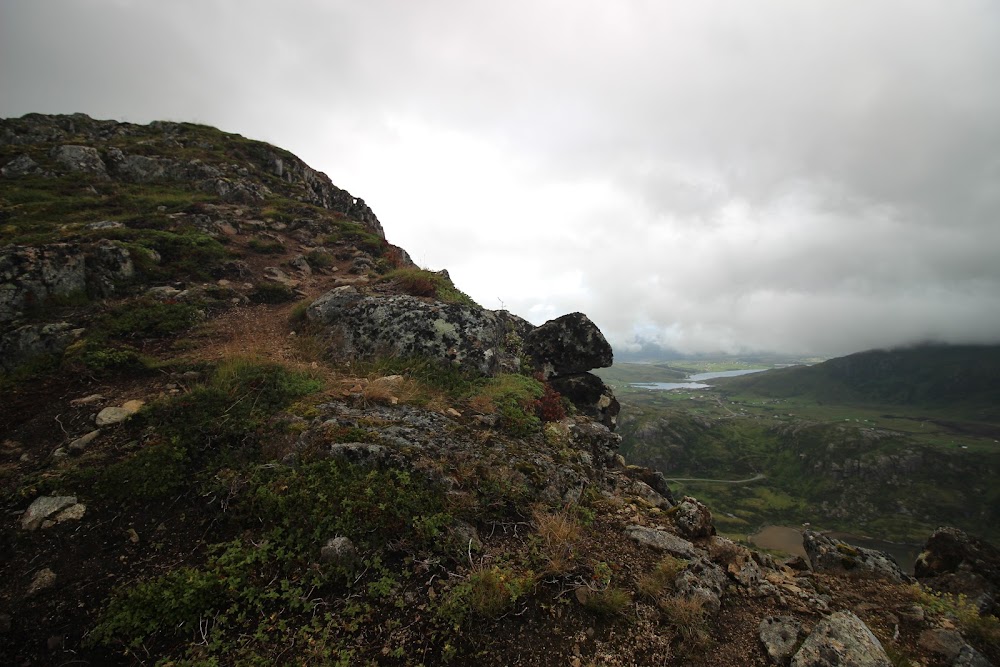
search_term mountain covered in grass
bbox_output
[714,344,1000,416]
[2,114,998,666]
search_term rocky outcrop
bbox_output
[0,113,385,238]
[307,288,621,426]
[803,530,907,582]
[0,322,84,372]
[0,241,134,324]
[915,527,1000,615]
[759,616,803,665]
[550,372,620,430]
[790,611,892,667]
[306,288,533,376]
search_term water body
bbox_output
[631,368,767,391]
[749,525,922,573]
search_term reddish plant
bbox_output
[534,382,566,422]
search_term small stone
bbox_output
[27,568,57,596]
[445,408,461,418]
[52,447,69,459]
[21,496,76,530]
[320,536,359,571]
[625,525,697,558]
[50,503,86,525]
[121,399,145,414]
[96,405,137,425]
[127,528,140,544]
[69,429,101,452]
[70,393,104,406]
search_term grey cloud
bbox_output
[2,0,998,356]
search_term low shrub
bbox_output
[249,282,295,304]
[583,587,632,617]
[439,564,535,624]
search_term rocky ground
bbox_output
[2,114,999,666]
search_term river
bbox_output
[631,368,768,391]
[749,525,923,573]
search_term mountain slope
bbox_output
[1,114,996,666]
[715,344,1000,416]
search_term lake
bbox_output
[631,368,767,391]
[749,525,923,573]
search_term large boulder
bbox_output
[790,611,891,667]
[51,145,108,178]
[306,288,533,376]
[523,312,613,379]
[802,530,906,583]
[914,527,1000,615]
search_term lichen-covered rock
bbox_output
[675,556,727,614]
[1,153,40,177]
[0,241,133,323]
[790,611,891,667]
[625,525,696,558]
[673,496,714,539]
[565,417,622,468]
[51,145,108,177]
[549,372,620,430]
[524,312,613,379]
[759,616,802,665]
[320,536,359,572]
[21,496,77,531]
[803,530,906,582]
[0,322,84,372]
[915,527,1000,615]
[307,289,532,376]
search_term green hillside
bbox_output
[715,344,1000,418]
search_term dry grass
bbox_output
[637,555,686,600]
[533,508,583,574]
[659,594,710,652]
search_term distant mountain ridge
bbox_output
[715,343,1000,413]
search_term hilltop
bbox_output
[2,114,998,666]
[714,345,1000,419]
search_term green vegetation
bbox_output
[605,351,1000,544]
[249,282,296,304]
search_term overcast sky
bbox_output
[3,0,999,357]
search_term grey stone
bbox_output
[674,496,714,539]
[0,322,84,372]
[320,536,359,571]
[790,611,891,667]
[674,556,727,615]
[96,406,133,426]
[27,568,57,596]
[626,525,696,558]
[68,429,101,452]
[549,372,620,430]
[1,153,39,177]
[953,644,994,667]
[21,495,77,530]
[307,290,533,376]
[759,616,802,665]
[803,531,906,582]
[51,145,107,177]
[85,220,124,230]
